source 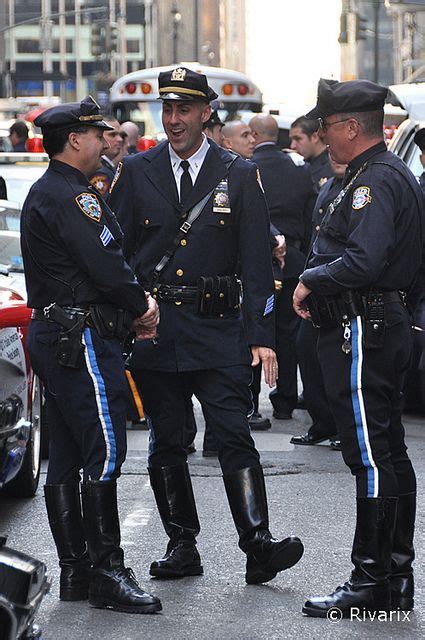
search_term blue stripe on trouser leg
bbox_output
[83,328,117,480]
[350,317,379,498]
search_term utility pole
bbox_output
[74,0,83,99]
[0,0,6,97]
[118,0,127,78]
[8,0,16,96]
[59,0,67,100]
[41,0,54,98]
[373,0,380,83]
[171,2,182,64]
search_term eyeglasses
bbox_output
[318,117,353,133]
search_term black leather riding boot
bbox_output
[303,497,398,618]
[44,484,91,601]
[223,465,304,584]
[81,480,161,613]
[391,492,416,610]
[148,464,203,578]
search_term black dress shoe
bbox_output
[302,579,390,618]
[89,567,162,613]
[185,441,196,455]
[296,395,307,410]
[249,412,271,431]
[245,533,304,585]
[202,449,218,457]
[272,410,292,420]
[290,432,331,445]
[150,541,203,579]
[329,439,342,451]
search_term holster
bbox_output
[89,304,132,341]
[196,276,242,316]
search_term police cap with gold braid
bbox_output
[34,96,114,132]
[158,67,218,103]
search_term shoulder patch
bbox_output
[75,192,102,222]
[352,186,372,210]
[109,161,123,194]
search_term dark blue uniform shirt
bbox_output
[308,149,334,191]
[109,139,275,372]
[21,159,148,317]
[302,142,424,295]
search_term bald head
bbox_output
[120,121,140,147]
[221,121,255,159]
[249,114,278,146]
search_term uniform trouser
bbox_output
[296,319,338,438]
[27,321,127,484]
[317,304,416,498]
[269,279,300,414]
[132,365,259,474]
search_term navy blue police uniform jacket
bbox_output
[108,138,275,372]
[301,142,424,295]
[252,143,317,279]
[308,149,334,191]
[21,159,148,317]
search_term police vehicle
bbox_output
[110,63,263,142]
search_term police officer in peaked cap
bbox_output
[293,78,424,617]
[21,96,162,613]
[109,67,304,587]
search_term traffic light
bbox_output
[91,23,103,57]
[106,23,119,52]
[355,14,368,41]
[339,12,348,44]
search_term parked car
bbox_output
[0,199,48,497]
[0,152,48,206]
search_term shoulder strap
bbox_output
[152,154,238,286]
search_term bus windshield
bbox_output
[110,64,263,140]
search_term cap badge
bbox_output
[171,67,186,82]
[75,192,102,222]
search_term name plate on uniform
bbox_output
[213,178,231,213]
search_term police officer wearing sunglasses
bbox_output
[293,78,424,618]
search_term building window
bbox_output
[52,39,73,54]
[127,39,140,54]
[16,39,40,54]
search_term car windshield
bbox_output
[0,162,47,205]
[0,230,23,273]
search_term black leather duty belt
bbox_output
[153,284,197,303]
[307,289,406,328]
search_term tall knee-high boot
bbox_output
[391,492,415,610]
[303,497,398,617]
[44,484,91,601]
[223,466,304,584]
[149,464,203,578]
[81,480,161,614]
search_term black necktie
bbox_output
[179,160,193,205]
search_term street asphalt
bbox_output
[1,395,424,640]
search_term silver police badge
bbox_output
[213,179,231,213]
[75,192,102,222]
[352,186,372,210]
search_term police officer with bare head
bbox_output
[21,97,162,614]
[109,67,304,585]
[293,79,423,617]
